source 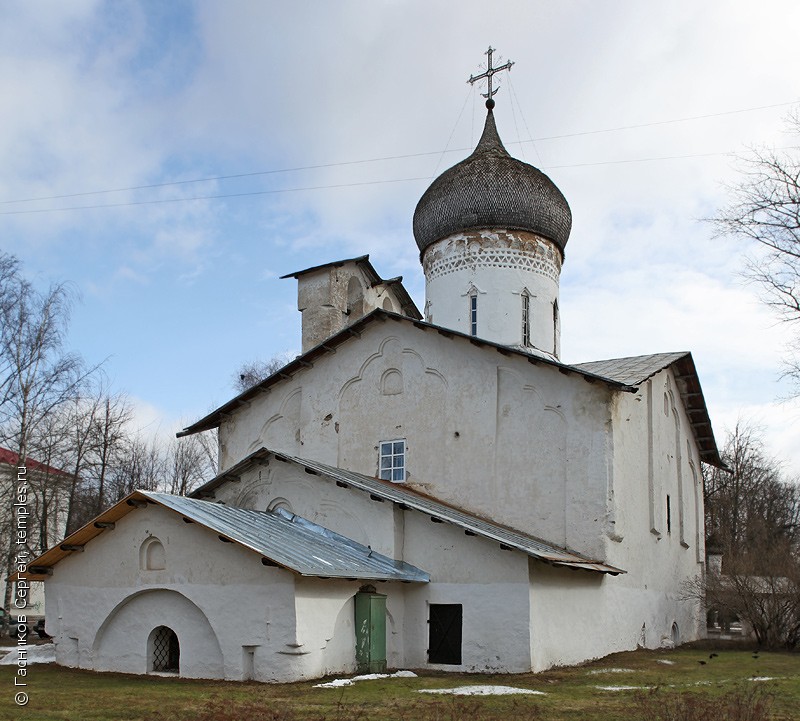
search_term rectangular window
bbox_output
[379,440,405,482]
[428,604,462,665]
[470,295,477,336]
[522,293,531,346]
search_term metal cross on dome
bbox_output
[468,46,514,109]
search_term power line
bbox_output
[1,99,796,207]
[4,145,800,216]
[0,176,431,216]
[525,100,799,143]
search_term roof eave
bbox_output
[193,448,625,576]
[178,309,636,438]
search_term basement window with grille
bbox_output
[379,439,406,482]
[149,626,180,674]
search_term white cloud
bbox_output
[2,0,800,475]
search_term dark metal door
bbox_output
[428,604,462,664]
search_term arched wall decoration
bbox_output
[254,387,302,452]
[91,588,225,677]
[267,497,294,514]
[380,369,404,396]
[139,537,166,571]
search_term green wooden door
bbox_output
[354,591,387,673]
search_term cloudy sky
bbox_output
[2,1,799,475]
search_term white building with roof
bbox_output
[27,90,722,682]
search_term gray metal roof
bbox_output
[26,490,429,583]
[141,492,429,582]
[413,109,572,256]
[574,352,723,467]
[192,449,624,575]
[573,352,688,387]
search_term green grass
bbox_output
[0,646,798,721]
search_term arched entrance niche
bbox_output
[92,589,224,678]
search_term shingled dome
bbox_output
[413,109,572,256]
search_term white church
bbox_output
[27,61,723,682]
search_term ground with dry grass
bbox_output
[0,645,798,721]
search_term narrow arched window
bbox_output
[469,292,478,337]
[552,300,560,354]
[521,291,531,347]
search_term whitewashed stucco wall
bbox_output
[422,230,562,358]
[217,320,614,559]
[42,503,386,682]
[219,462,539,673]
[554,366,707,665]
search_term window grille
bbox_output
[379,440,406,482]
[152,626,179,673]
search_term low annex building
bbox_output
[27,68,723,681]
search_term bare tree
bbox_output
[61,389,104,534]
[109,435,164,501]
[0,256,93,624]
[695,421,800,648]
[233,354,292,393]
[704,421,800,568]
[165,433,215,496]
[89,393,133,515]
[712,109,800,386]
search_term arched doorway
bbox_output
[149,626,180,673]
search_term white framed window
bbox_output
[379,439,406,482]
[469,293,478,336]
[521,291,531,347]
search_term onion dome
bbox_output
[413,109,572,257]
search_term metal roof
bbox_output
[0,447,72,477]
[192,448,625,575]
[575,352,723,468]
[413,109,572,256]
[24,490,429,583]
[573,352,688,387]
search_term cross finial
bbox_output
[468,46,514,110]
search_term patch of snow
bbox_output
[656,659,676,665]
[594,685,652,692]
[314,670,417,688]
[587,668,637,674]
[419,685,546,696]
[750,676,777,682]
[0,644,55,665]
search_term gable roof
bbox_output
[575,352,723,467]
[24,489,429,583]
[280,254,423,320]
[191,448,625,576]
[178,308,637,438]
[177,308,722,466]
